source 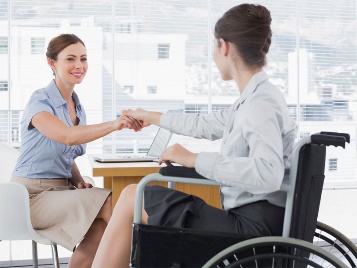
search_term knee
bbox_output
[114,184,137,211]
[120,184,137,200]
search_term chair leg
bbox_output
[51,244,60,268]
[32,240,39,268]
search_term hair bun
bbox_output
[247,4,272,25]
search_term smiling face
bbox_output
[49,42,88,88]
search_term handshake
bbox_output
[116,108,161,132]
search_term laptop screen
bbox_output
[147,128,173,157]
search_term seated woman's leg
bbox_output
[92,184,147,268]
[69,194,113,268]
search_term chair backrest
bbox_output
[282,132,349,242]
[289,142,326,242]
[0,143,19,182]
[0,143,52,242]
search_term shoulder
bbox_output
[252,80,286,106]
[25,83,56,114]
[29,87,49,102]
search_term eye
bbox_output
[66,57,74,61]
[81,58,87,62]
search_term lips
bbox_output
[71,72,83,78]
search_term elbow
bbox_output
[63,135,79,146]
[268,179,282,192]
[266,169,284,192]
[66,140,77,146]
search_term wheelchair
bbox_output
[130,132,357,267]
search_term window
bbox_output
[123,85,134,94]
[31,37,45,54]
[118,23,131,33]
[0,81,8,91]
[0,0,356,184]
[147,86,157,94]
[0,36,7,54]
[158,43,170,59]
[329,158,338,171]
[11,127,19,142]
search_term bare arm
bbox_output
[31,111,141,146]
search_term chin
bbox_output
[221,75,232,81]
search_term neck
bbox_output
[54,79,74,103]
[235,67,262,95]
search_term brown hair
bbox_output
[46,34,85,61]
[214,4,272,68]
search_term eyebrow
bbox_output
[66,54,87,57]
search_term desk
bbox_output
[89,156,221,209]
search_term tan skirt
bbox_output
[11,176,111,251]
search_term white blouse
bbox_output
[160,71,297,210]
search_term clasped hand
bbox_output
[115,113,143,132]
[121,108,198,168]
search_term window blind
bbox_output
[0,0,356,186]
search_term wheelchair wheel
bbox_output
[202,236,348,268]
[314,221,357,267]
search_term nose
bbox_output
[75,60,83,69]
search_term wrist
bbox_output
[148,111,162,126]
[186,153,198,168]
[112,119,120,131]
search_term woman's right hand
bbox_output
[122,108,161,128]
[158,143,198,168]
[114,114,142,132]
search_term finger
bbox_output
[132,119,142,131]
[77,182,85,189]
[122,116,134,129]
[127,116,143,132]
[124,109,133,117]
[124,117,139,131]
[164,160,173,166]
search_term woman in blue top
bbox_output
[11,34,141,268]
[92,4,297,267]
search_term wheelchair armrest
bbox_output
[311,132,350,148]
[133,173,223,224]
[159,166,207,179]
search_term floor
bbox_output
[0,258,69,268]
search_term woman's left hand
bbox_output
[158,143,197,168]
[77,182,93,189]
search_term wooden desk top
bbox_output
[88,155,162,177]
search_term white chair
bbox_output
[0,142,60,268]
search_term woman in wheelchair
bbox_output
[92,3,297,267]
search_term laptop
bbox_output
[94,127,173,163]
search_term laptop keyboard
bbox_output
[116,155,151,159]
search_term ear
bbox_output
[47,58,56,69]
[219,38,229,56]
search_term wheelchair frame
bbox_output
[131,132,356,267]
